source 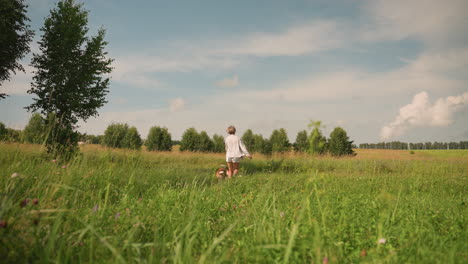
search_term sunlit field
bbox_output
[1,143,467,263]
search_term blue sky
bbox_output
[1,0,468,143]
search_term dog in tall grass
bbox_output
[215,165,227,180]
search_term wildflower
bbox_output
[323,257,329,264]
[52,159,57,163]
[11,173,19,178]
[280,211,285,218]
[360,249,367,257]
[62,165,67,169]
[32,198,39,205]
[378,238,386,244]
[92,204,99,212]
[0,220,7,228]
[115,212,121,219]
[20,199,30,208]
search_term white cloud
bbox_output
[380,91,468,140]
[216,75,239,87]
[169,98,185,112]
[362,0,468,47]
[219,21,345,56]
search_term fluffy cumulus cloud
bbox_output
[380,92,468,140]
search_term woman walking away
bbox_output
[225,125,252,178]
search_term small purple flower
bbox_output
[378,238,387,244]
[323,257,329,264]
[115,212,121,219]
[52,159,57,163]
[62,165,67,169]
[32,198,39,205]
[92,204,99,213]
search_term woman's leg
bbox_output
[227,162,234,178]
[233,162,240,176]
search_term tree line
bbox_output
[1,116,356,156]
[359,141,468,150]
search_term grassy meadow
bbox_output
[0,143,467,263]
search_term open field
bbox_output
[0,143,467,263]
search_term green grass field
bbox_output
[1,143,467,263]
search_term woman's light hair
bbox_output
[227,125,236,134]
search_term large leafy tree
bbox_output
[0,0,34,99]
[26,0,113,157]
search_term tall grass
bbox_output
[1,143,467,263]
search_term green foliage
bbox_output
[260,138,273,155]
[294,130,308,152]
[0,122,6,140]
[308,121,326,155]
[23,113,47,144]
[102,123,129,148]
[269,128,290,153]
[43,113,80,160]
[250,134,264,153]
[180,127,199,152]
[122,126,142,150]
[241,129,255,151]
[26,0,113,157]
[81,134,102,144]
[0,0,34,99]
[4,128,22,142]
[145,126,172,151]
[212,134,225,153]
[328,127,355,157]
[197,131,214,152]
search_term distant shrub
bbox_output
[122,126,142,150]
[241,129,255,151]
[146,126,172,151]
[410,150,415,154]
[269,128,290,153]
[328,127,355,157]
[23,113,47,144]
[294,130,308,152]
[103,123,142,149]
[103,123,129,148]
[180,128,199,152]
[212,134,225,153]
[197,131,213,152]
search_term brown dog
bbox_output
[215,165,227,180]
